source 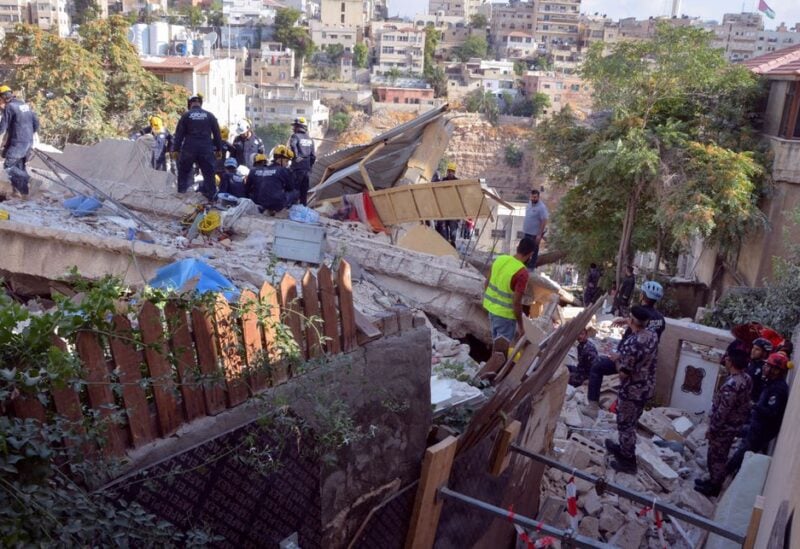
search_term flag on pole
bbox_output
[759,0,776,19]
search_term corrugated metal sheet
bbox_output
[309,105,449,202]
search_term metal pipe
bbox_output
[438,486,613,549]
[509,444,745,543]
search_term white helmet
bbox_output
[235,119,251,135]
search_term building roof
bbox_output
[139,56,212,73]
[743,43,800,76]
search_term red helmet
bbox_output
[766,352,789,371]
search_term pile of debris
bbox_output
[538,323,718,548]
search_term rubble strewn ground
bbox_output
[536,316,718,548]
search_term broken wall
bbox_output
[104,321,433,548]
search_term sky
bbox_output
[390,0,800,30]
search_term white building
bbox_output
[222,0,280,25]
[755,22,800,56]
[309,19,360,52]
[244,86,329,139]
[372,22,426,76]
[502,31,537,58]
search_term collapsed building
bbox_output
[1,106,799,548]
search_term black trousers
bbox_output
[178,148,216,200]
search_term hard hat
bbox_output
[220,126,230,140]
[759,328,785,349]
[273,145,294,159]
[149,115,163,129]
[641,280,663,301]
[766,352,789,371]
[293,117,307,126]
[235,119,251,135]
[446,162,457,172]
[752,337,774,353]
[224,157,238,168]
[0,85,10,94]
[254,153,268,164]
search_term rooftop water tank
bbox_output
[128,23,150,55]
[149,21,169,56]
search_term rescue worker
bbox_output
[746,337,773,403]
[232,119,264,169]
[694,347,752,497]
[435,162,460,246]
[0,85,39,197]
[218,157,247,198]
[137,115,172,171]
[288,117,316,205]
[522,189,549,270]
[584,280,665,417]
[603,305,659,474]
[172,94,222,201]
[568,322,599,387]
[247,146,298,214]
[613,265,636,316]
[214,126,236,175]
[482,237,536,345]
[725,352,790,483]
[583,263,601,305]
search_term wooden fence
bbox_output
[7,261,360,457]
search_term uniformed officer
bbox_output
[726,352,790,480]
[694,348,752,497]
[172,94,222,201]
[746,337,773,403]
[137,115,173,171]
[247,146,298,214]
[232,119,264,169]
[604,305,659,474]
[288,117,316,205]
[218,158,247,198]
[0,85,39,197]
[214,126,236,176]
[568,322,599,387]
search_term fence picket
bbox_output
[165,301,206,420]
[214,295,249,407]
[259,282,287,385]
[239,290,267,392]
[302,270,323,358]
[138,302,182,436]
[337,260,357,352]
[317,265,341,355]
[280,274,305,364]
[191,306,227,415]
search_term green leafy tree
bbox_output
[329,112,351,134]
[274,8,314,76]
[182,5,205,29]
[456,35,488,62]
[72,0,101,25]
[511,92,550,118]
[255,123,293,152]
[469,14,488,29]
[426,65,447,97]
[207,0,226,27]
[513,60,527,76]
[326,43,345,64]
[535,25,768,285]
[464,88,499,124]
[353,42,368,69]
[505,143,523,167]
[423,24,440,76]
[387,66,401,83]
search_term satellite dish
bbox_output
[205,31,218,45]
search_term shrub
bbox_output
[504,143,524,167]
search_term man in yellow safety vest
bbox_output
[483,237,536,343]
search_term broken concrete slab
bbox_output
[677,486,714,518]
[639,409,683,442]
[637,440,679,491]
[598,505,626,533]
[671,416,694,436]
[561,402,584,428]
[396,224,458,257]
[609,517,648,548]
[581,489,603,517]
[578,515,600,539]
[568,433,605,465]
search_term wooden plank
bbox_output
[165,301,206,420]
[337,260,357,352]
[767,499,789,549]
[138,301,182,436]
[743,495,764,549]
[239,289,267,392]
[10,392,47,422]
[476,351,507,382]
[354,308,381,342]
[489,420,521,476]
[49,336,88,446]
[280,274,305,365]
[76,331,126,457]
[317,265,341,355]
[259,281,288,385]
[214,295,249,407]
[301,270,323,358]
[109,314,155,447]
[404,436,458,549]
[191,306,227,415]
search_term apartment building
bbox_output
[502,31,537,58]
[703,12,763,62]
[446,58,516,100]
[428,0,485,20]
[320,0,364,27]
[489,0,581,59]
[522,70,591,115]
[244,87,329,139]
[372,22,426,76]
[245,42,296,86]
[0,0,70,37]
[309,20,360,52]
[756,22,800,56]
[222,0,281,25]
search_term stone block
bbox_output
[578,515,600,539]
[569,433,605,465]
[677,486,714,518]
[639,409,683,441]
[671,416,694,436]
[581,489,603,517]
[396,310,414,332]
[598,505,626,533]
[561,402,584,427]
[636,469,663,493]
[685,423,708,453]
[638,442,679,491]
[609,518,648,549]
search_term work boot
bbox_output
[604,438,622,457]
[610,456,637,474]
[694,477,712,487]
[694,482,721,497]
[584,401,600,419]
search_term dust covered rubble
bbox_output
[534,329,715,548]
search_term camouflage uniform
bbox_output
[707,371,752,486]
[615,328,659,460]
[568,339,599,387]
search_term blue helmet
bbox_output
[642,280,663,301]
[224,158,238,168]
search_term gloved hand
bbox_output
[32,132,41,151]
[170,151,179,160]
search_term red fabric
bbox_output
[760,327,785,348]
[511,267,530,295]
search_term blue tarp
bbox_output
[148,259,239,301]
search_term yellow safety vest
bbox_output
[483,255,525,320]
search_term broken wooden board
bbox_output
[368,179,512,225]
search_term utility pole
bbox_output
[671,0,681,17]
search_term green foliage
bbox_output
[464,89,499,124]
[353,42,369,69]
[456,35,488,62]
[329,112,351,134]
[274,7,314,76]
[207,0,226,27]
[386,66,402,83]
[255,123,292,152]
[181,5,205,29]
[326,43,345,64]
[470,14,488,29]
[72,0,101,25]
[423,24,440,76]
[513,60,527,76]
[534,24,768,278]
[501,93,550,119]
[504,143,524,167]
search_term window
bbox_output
[341,13,345,23]
[341,2,345,10]
[570,84,580,91]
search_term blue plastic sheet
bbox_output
[63,195,102,217]
[148,258,239,301]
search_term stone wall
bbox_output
[104,320,433,548]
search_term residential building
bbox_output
[446,58,517,100]
[0,0,28,31]
[309,20,360,53]
[704,12,763,62]
[246,42,296,85]
[140,56,245,127]
[489,0,581,61]
[437,23,488,60]
[428,0,485,20]
[522,70,591,115]
[222,0,281,25]
[30,0,69,37]
[502,31,537,59]
[118,0,168,14]
[578,14,619,50]
[372,22,426,76]
[244,86,329,139]
[373,84,435,105]
[320,0,364,27]
[755,22,800,56]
